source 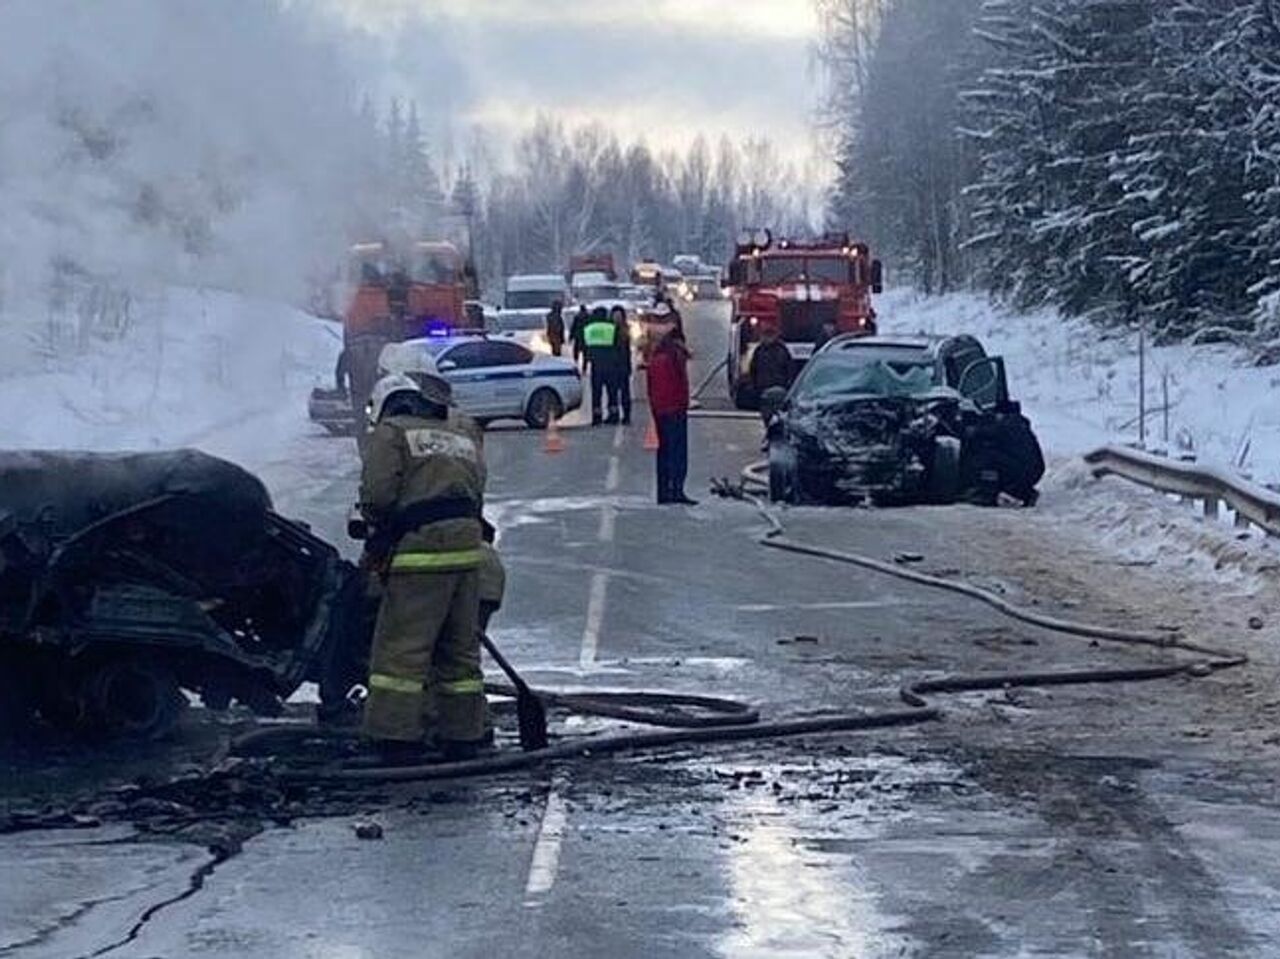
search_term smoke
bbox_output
[0,0,367,317]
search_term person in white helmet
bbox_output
[358,372,488,763]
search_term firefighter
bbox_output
[478,518,505,631]
[645,325,696,505]
[748,325,794,422]
[545,300,566,358]
[584,306,621,425]
[610,305,634,425]
[359,372,488,763]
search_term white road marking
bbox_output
[605,455,621,492]
[524,774,570,906]
[597,505,616,543]
[578,571,609,670]
[612,425,625,449]
[735,600,925,612]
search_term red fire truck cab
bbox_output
[725,230,882,409]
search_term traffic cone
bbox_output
[544,416,566,454]
[643,418,660,451]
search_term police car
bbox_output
[378,334,583,428]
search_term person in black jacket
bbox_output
[748,325,793,419]
[569,305,590,371]
[610,306,634,425]
[545,300,566,357]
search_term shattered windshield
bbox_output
[797,348,938,399]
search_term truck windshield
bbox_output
[410,252,459,284]
[505,290,560,310]
[496,311,545,331]
[760,256,850,285]
[574,285,620,303]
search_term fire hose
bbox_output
[245,467,1244,783]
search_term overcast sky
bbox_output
[320,0,827,176]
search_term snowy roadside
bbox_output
[877,288,1280,482]
[880,288,1280,592]
[0,286,340,484]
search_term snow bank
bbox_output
[877,289,1280,484]
[0,288,339,466]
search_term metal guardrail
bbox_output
[1084,445,1280,537]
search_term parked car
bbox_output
[379,334,583,428]
[766,334,1044,506]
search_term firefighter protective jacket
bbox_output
[360,412,486,567]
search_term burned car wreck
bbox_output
[0,450,368,741]
[766,334,1044,506]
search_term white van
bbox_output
[496,274,569,351]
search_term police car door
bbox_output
[435,341,489,416]
[478,340,537,416]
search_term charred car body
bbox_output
[0,450,368,740]
[766,335,1044,506]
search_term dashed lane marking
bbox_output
[578,571,608,670]
[605,455,621,492]
[597,505,616,543]
[524,773,570,907]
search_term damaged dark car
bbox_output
[0,450,368,741]
[765,334,1044,506]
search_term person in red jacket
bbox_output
[645,327,697,505]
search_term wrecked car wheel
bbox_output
[83,659,187,741]
[768,442,801,503]
[925,436,962,503]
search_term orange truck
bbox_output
[309,240,475,434]
[724,230,883,409]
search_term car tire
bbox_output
[926,436,962,503]
[83,658,187,741]
[768,442,800,504]
[525,388,564,430]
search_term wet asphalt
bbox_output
[5,303,1280,957]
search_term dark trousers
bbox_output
[590,365,619,423]
[616,369,633,423]
[654,412,689,501]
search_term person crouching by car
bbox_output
[645,327,696,505]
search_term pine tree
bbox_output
[401,101,445,235]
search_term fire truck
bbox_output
[308,239,475,434]
[724,229,883,408]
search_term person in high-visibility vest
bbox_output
[583,306,621,425]
[358,372,488,763]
